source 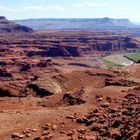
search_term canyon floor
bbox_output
[0,31,140,140]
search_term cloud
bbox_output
[72,2,109,8]
[0,5,15,12]
[24,5,64,12]
[46,5,64,11]
[112,6,134,11]
[24,6,46,11]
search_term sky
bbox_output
[0,0,140,22]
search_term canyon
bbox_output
[0,17,139,140]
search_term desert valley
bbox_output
[0,16,139,140]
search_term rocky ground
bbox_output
[0,31,139,140]
[0,66,139,140]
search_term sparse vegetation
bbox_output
[103,54,133,66]
[102,59,123,69]
[124,53,140,62]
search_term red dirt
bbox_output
[0,31,139,140]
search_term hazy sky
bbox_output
[0,0,139,22]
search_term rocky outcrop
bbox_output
[105,77,139,87]
[36,59,52,67]
[63,93,85,106]
[0,16,33,33]
[27,78,62,97]
[20,63,31,71]
[26,46,80,57]
[0,61,7,66]
[0,85,20,97]
[0,69,12,77]
[27,83,54,97]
